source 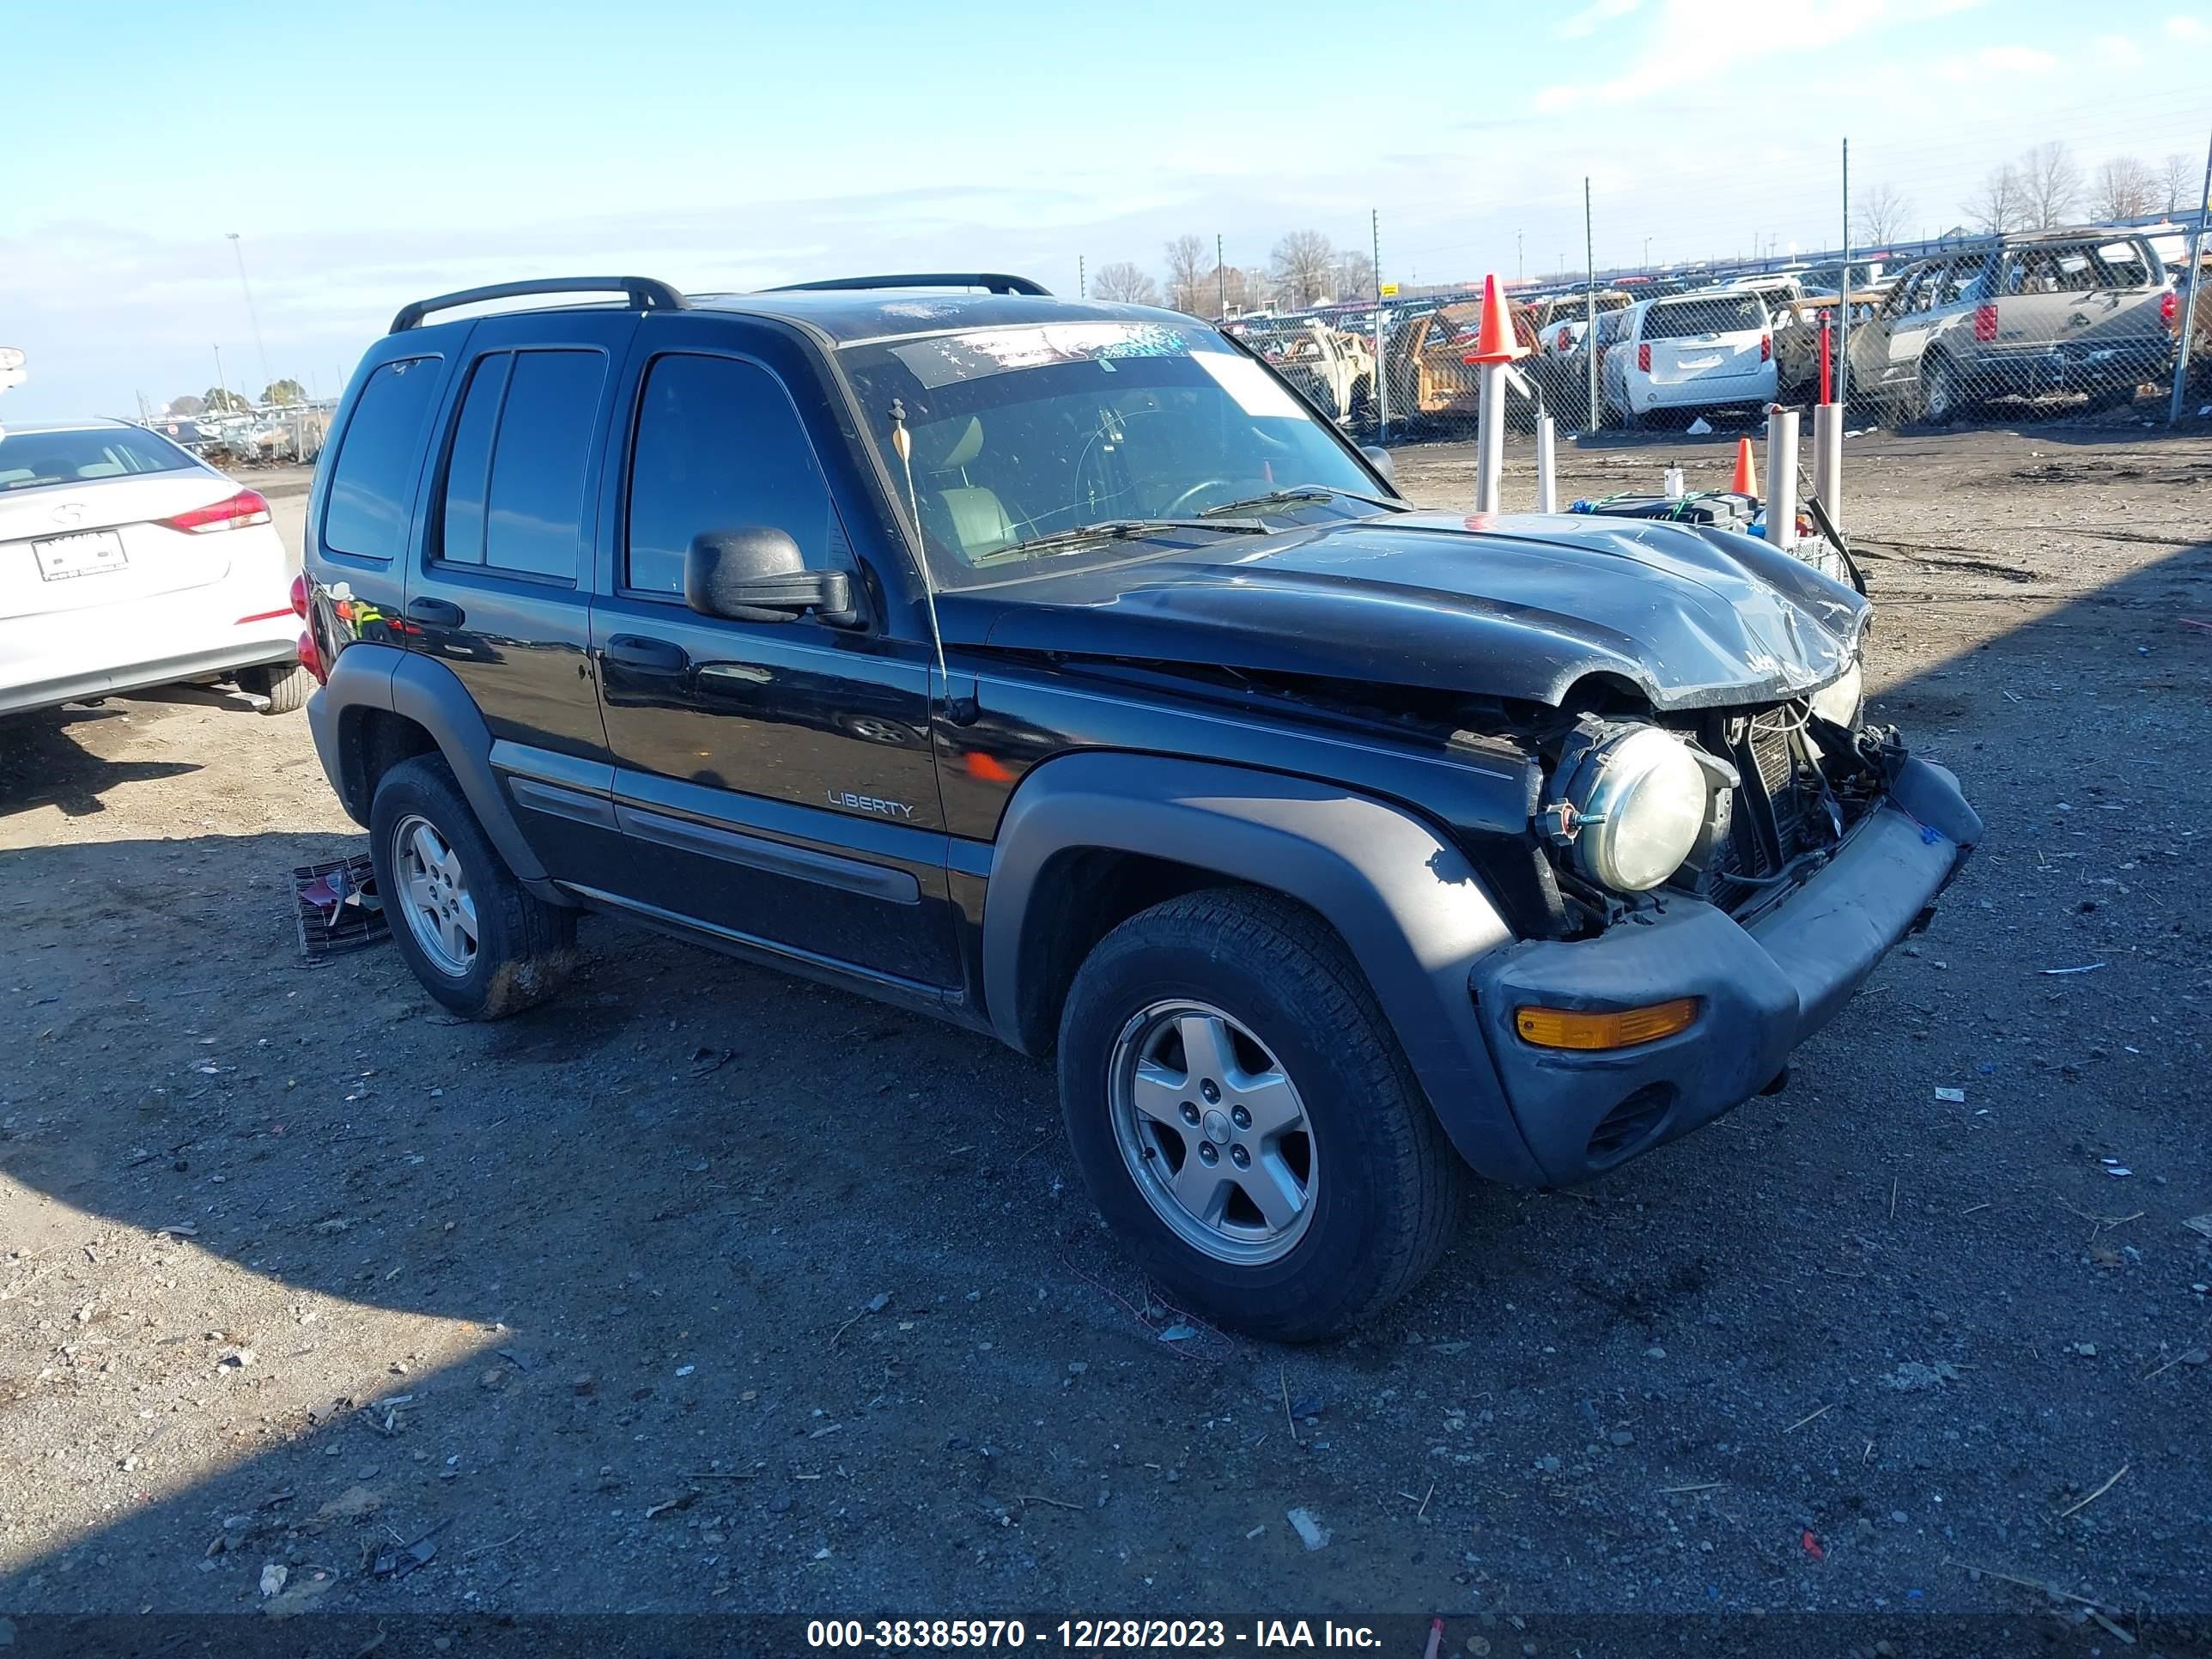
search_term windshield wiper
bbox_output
[1197,484,1408,518]
[997,517,1271,558]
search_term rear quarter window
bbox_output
[324,357,443,560]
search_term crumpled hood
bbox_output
[941,512,1869,711]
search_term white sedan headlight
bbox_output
[1555,726,1712,893]
[1808,659,1863,729]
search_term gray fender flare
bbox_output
[982,751,1544,1186]
[321,643,555,895]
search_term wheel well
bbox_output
[1010,848,1231,1054]
[336,706,439,823]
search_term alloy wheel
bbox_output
[392,813,478,977]
[1108,1000,1317,1266]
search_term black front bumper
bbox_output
[1467,757,1981,1185]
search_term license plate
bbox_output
[33,530,128,581]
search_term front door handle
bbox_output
[605,635,690,673]
[407,597,465,628]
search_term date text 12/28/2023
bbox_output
[805,1620,1385,1650]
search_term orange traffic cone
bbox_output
[1461,273,1525,365]
[1731,436,1758,498]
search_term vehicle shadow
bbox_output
[0,707,202,821]
[1,532,2209,1624]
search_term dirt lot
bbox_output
[3,427,2210,1631]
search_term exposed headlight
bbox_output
[1808,659,1863,730]
[1549,726,1712,893]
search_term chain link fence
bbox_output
[1209,100,2212,448]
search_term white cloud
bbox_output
[1530,0,1888,112]
[2094,33,2148,64]
[2168,13,2208,36]
[1556,0,1644,38]
[1933,42,2058,80]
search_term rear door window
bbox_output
[324,357,442,560]
[624,353,837,599]
[434,349,605,581]
[1641,295,1764,339]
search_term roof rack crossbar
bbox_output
[388,276,689,333]
[767,272,1051,297]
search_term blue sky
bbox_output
[5,0,2210,416]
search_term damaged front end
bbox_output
[1533,673,1907,932]
[1468,665,1982,1184]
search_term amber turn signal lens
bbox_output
[1514,998,1698,1051]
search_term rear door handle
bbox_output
[406,597,465,628]
[605,635,689,673]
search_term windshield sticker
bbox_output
[884,323,1195,390]
[1193,351,1306,418]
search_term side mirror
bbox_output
[684,527,859,626]
[1360,444,1397,484]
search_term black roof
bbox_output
[382,274,1200,348]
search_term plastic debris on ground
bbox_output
[1685,416,1714,434]
[1935,1087,1967,1103]
[1286,1507,1330,1550]
[293,854,387,957]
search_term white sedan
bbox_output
[1,418,305,718]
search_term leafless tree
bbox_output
[1334,249,1376,299]
[1091,261,1158,305]
[1164,235,1209,313]
[1965,164,2025,234]
[166,392,205,416]
[1854,183,1911,246]
[1270,230,1337,308]
[2019,142,2082,230]
[2091,155,2157,222]
[2163,152,2203,216]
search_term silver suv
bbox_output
[1849,229,2176,422]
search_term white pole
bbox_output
[1534,413,1558,514]
[1811,403,1842,530]
[1765,408,1800,550]
[1474,362,1507,514]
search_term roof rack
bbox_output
[388,276,689,334]
[767,272,1051,297]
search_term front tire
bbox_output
[1056,889,1464,1341]
[368,754,576,1018]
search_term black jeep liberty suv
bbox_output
[299,273,1979,1340]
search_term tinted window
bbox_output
[325,357,441,559]
[437,354,510,566]
[480,350,605,580]
[626,354,836,597]
[0,426,197,491]
[1643,295,1764,339]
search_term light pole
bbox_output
[227,233,271,399]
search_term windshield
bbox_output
[0,425,198,491]
[839,321,1382,588]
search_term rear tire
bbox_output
[1056,888,1465,1341]
[238,663,311,715]
[368,754,576,1019]
[1916,354,1962,427]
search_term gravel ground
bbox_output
[3,426,2209,1628]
